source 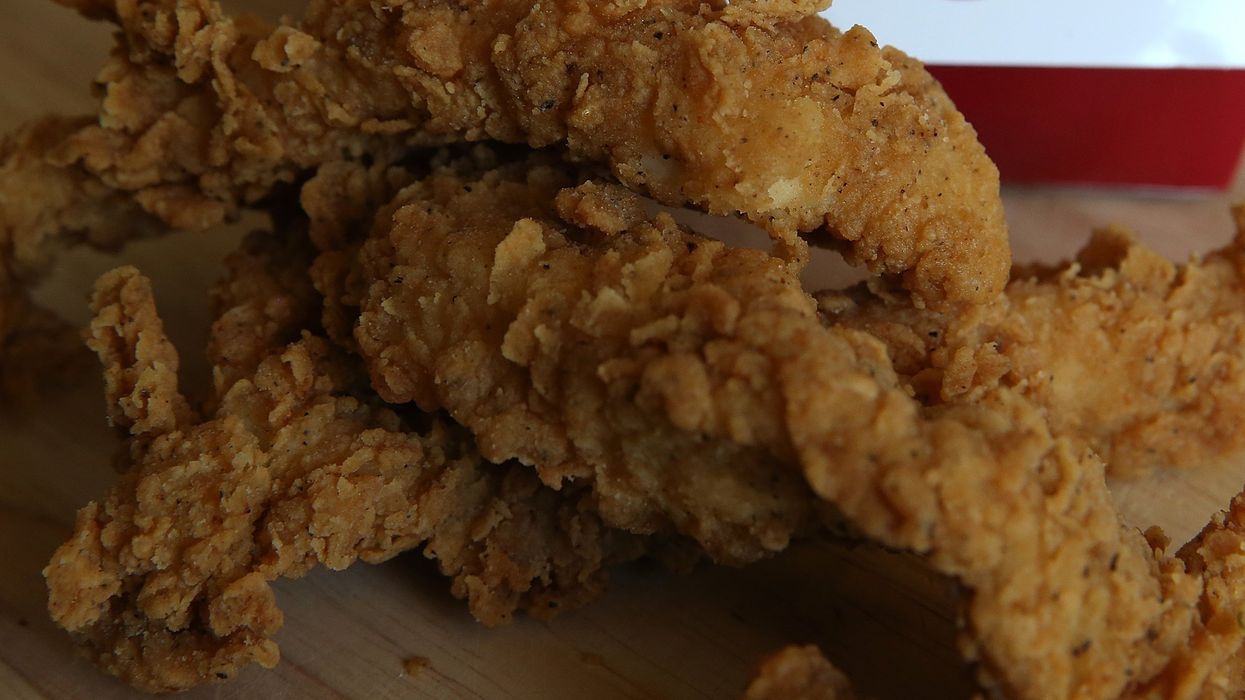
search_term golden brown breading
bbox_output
[12,0,1005,310]
[351,160,827,564]
[744,645,858,700]
[339,158,1245,699]
[44,238,648,691]
[822,206,1245,477]
[85,269,193,437]
[299,155,429,354]
[1164,493,1245,697]
[206,224,322,398]
[492,0,1008,304]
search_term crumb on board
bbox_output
[402,656,431,678]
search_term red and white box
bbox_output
[823,1,1245,190]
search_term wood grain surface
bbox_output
[2,1,1244,698]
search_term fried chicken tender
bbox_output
[0,117,156,284]
[747,494,1245,700]
[10,0,1005,310]
[744,645,858,700]
[493,0,1009,303]
[44,235,647,691]
[0,287,87,399]
[340,158,1245,698]
[0,116,159,390]
[350,158,826,564]
[822,205,1245,477]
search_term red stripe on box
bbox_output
[928,66,1245,189]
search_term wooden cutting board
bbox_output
[2,1,1244,697]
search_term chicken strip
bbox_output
[350,157,826,564]
[341,157,1245,698]
[821,205,1245,477]
[0,286,87,399]
[11,0,1005,309]
[44,235,648,692]
[0,116,160,391]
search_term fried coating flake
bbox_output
[744,645,858,700]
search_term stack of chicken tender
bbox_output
[6,0,1245,697]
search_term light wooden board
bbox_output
[1,1,1244,697]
